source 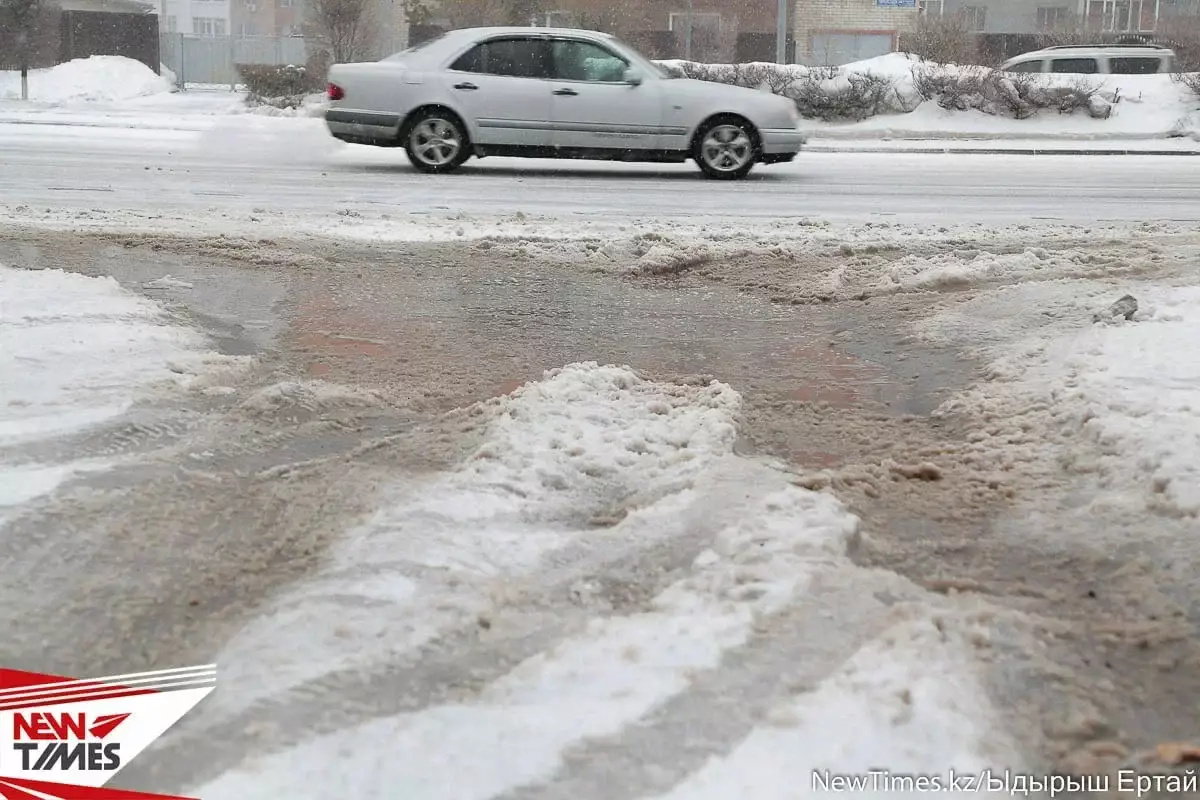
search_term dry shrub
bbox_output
[913,65,1111,118]
[654,60,914,121]
[236,63,324,108]
[907,11,980,66]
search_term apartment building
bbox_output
[938,0,1160,34]
[158,0,232,34]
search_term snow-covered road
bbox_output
[2,120,1200,226]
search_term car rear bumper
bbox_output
[325,108,402,143]
[759,127,807,155]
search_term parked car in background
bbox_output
[1000,44,1176,75]
[323,27,806,180]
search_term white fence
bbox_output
[160,33,311,88]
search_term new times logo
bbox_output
[0,665,216,800]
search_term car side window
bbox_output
[1050,57,1098,73]
[450,44,485,73]
[551,40,629,82]
[482,37,552,79]
[1006,60,1043,73]
[1109,56,1162,74]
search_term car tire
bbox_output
[692,116,758,180]
[403,108,470,174]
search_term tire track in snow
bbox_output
[492,565,923,800]
[185,468,860,800]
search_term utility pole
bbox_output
[684,0,693,60]
[775,0,787,63]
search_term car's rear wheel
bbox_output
[404,109,470,174]
[692,116,758,180]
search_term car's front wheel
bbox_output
[404,109,470,174]
[693,116,758,180]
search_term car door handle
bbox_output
[453,82,478,90]
[552,88,578,96]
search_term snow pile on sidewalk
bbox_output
[925,281,1200,519]
[657,53,1200,140]
[0,264,230,526]
[183,362,1021,799]
[0,56,172,103]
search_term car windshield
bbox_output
[604,35,674,78]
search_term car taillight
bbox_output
[327,83,344,101]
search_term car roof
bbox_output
[443,26,617,40]
[1005,44,1174,60]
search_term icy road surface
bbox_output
[1,120,1199,226]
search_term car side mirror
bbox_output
[624,67,644,86]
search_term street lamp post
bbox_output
[775,0,788,63]
[684,0,693,60]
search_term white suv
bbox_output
[1000,44,1176,75]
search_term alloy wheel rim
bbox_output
[701,124,752,172]
[412,118,461,166]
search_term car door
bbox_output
[547,37,664,151]
[441,36,554,147]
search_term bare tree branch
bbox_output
[305,0,377,63]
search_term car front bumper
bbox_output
[759,127,808,155]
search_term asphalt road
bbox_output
[1,119,1198,225]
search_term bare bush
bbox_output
[790,72,914,121]
[1175,70,1200,99]
[654,59,914,122]
[237,63,325,108]
[907,11,980,66]
[305,0,376,63]
[1159,14,1200,74]
[912,64,1110,118]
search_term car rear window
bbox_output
[383,33,446,61]
[1050,57,1098,73]
[1109,56,1162,74]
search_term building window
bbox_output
[1037,5,1070,29]
[237,21,258,35]
[164,14,177,31]
[917,0,944,15]
[192,16,227,35]
[962,5,986,29]
[668,11,722,30]
[279,0,295,7]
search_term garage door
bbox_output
[809,33,894,66]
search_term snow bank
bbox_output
[0,56,172,103]
[655,54,1200,139]
[1051,287,1200,517]
[925,281,1200,519]
[0,263,235,526]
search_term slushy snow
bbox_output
[923,281,1200,519]
[0,263,225,527]
[184,362,1017,799]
